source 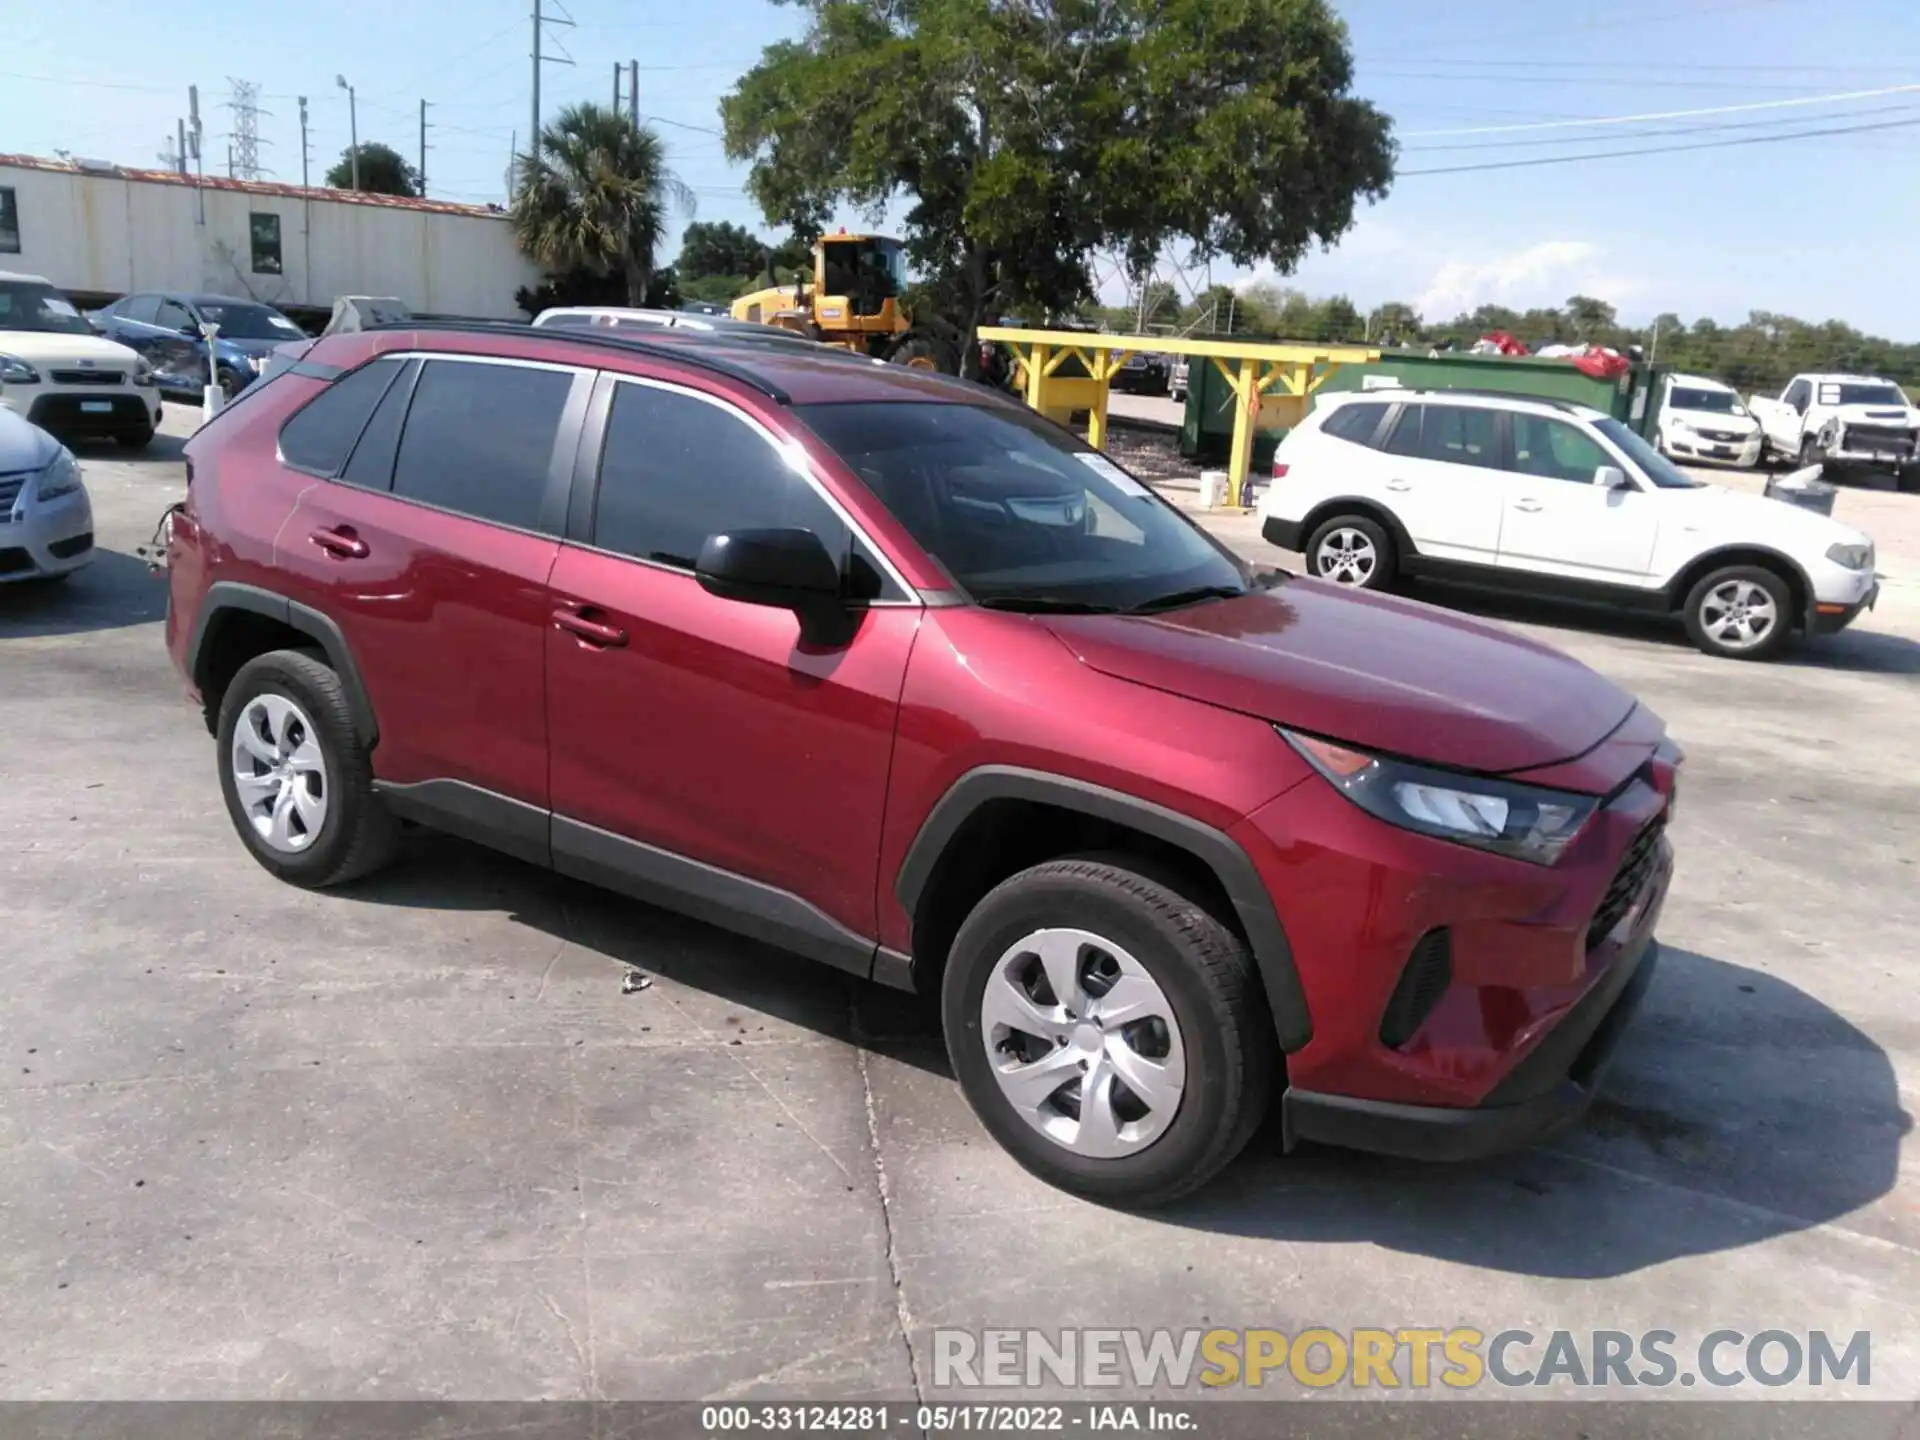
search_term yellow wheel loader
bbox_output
[730,232,941,369]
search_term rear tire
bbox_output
[1304,514,1395,591]
[216,648,399,887]
[1682,564,1793,661]
[941,857,1276,1207]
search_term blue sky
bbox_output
[3,0,1918,336]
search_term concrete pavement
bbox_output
[1,405,1917,1407]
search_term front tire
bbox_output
[1683,564,1793,661]
[1304,514,1395,590]
[941,858,1276,1207]
[216,649,399,887]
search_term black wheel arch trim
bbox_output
[1295,498,1417,568]
[186,581,379,747]
[894,765,1313,1052]
[1670,545,1817,628]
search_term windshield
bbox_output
[1668,386,1742,415]
[197,302,305,340]
[1821,382,1908,407]
[1595,417,1705,490]
[0,280,94,335]
[797,401,1253,612]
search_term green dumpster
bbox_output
[1179,344,1669,463]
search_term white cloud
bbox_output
[1415,239,1643,319]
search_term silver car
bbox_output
[0,407,93,583]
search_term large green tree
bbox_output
[512,103,694,306]
[326,142,420,197]
[678,220,770,282]
[722,0,1394,371]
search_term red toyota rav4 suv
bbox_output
[165,321,1678,1205]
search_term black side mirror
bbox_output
[695,528,849,640]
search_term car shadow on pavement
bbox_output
[346,829,951,1074]
[0,547,168,637]
[68,429,190,468]
[1166,944,1910,1280]
[1411,581,1920,676]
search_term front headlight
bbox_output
[0,353,39,385]
[1668,418,1692,435]
[1826,540,1874,571]
[131,357,158,388]
[35,449,83,502]
[1281,729,1599,866]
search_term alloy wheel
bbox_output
[1315,527,1377,585]
[1699,578,1778,651]
[230,693,328,853]
[979,928,1186,1159]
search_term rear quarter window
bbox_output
[276,358,406,475]
[1319,402,1389,448]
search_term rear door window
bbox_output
[1383,403,1501,470]
[118,294,160,325]
[339,359,420,491]
[388,359,573,532]
[278,358,406,476]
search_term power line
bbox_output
[1398,113,1920,176]
[1362,0,1788,62]
[1373,71,1903,94]
[1402,101,1920,153]
[1402,80,1920,137]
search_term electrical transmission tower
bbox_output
[225,78,270,180]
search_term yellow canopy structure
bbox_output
[976,327,1380,507]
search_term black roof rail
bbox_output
[363,318,794,404]
[1359,385,1589,414]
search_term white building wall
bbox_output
[1,162,539,318]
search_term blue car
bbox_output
[93,292,307,400]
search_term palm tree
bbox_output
[511,103,694,305]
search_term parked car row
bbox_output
[91,290,307,401]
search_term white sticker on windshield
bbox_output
[1077,452,1151,498]
[43,296,80,316]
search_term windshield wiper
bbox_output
[1123,584,1248,615]
[976,595,1123,614]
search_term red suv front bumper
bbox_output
[1233,753,1675,1161]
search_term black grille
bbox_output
[1379,928,1453,1049]
[0,475,25,510]
[47,532,93,560]
[1839,424,1916,456]
[1696,428,1744,443]
[48,369,125,387]
[1587,818,1665,950]
[26,394,148,432]
[0,547,32,576]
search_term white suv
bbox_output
[1,271,163,449]
[1257,388,1879,660]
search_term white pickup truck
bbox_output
[1748,372,1920,492]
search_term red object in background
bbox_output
[1479,330,1529,356]
[1571,348,1632,380]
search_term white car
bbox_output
[1748,372,1920,491]
[0,406,94,583]
[1,271,163,449]
[1257,388,1879,660]
[1654,373,1762,469]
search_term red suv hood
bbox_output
[1046,581,1638,777]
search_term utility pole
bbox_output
[419,99,431,196]
[336,75,359,190]
[298,97,310,187]
[613,61,622,111]
[187,85,205,227]
[528,0,576,180]
[629,60,638,127]
[1650,314,1662,363]
[175,119,188,175]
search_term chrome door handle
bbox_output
[1385,479,1412,492]
[1513,499,1543,513]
